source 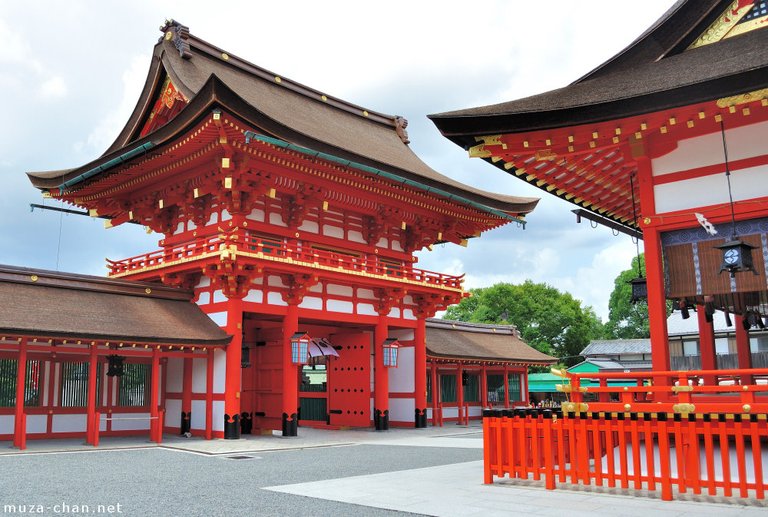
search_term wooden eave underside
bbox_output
[427,353,554,366]
[47,109,515,241]
[467,93,768,229]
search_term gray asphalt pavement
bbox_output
[1,443,478,516]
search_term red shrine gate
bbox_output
[26,20,537,440]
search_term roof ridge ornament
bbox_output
[160,19,193,60]
[394,116,410,145]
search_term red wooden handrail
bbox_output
[107,232,465,289]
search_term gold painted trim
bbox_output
[716,87,768,108]
[687,0,752,49]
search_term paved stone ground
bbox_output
[1,424,766,516]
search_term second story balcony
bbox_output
[107,230,465,292]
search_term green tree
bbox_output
[604,254,651,339]
[444,280,604,367]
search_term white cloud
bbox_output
[82,54,150,153]
[38,76,68,100]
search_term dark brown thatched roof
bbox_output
[429,1,768,141]
[0,265,230,345]
[27,21,538,216]
[426,319,555,365]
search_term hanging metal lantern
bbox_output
[629,277,647,303]
[383,338,400,367]
[290,332,310,365]
[715,239,757,278]
[106,355,125,377]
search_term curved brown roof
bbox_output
[0,265,230,346]
[429,1,768,141]
[426,319,555,365]
[28,21,538,217]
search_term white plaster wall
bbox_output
[327,300,353,313]
[268,292,287,306]
[299,220,319,233]
[244,290,263,303]
[389,346,414,392]
[52,414,87,433]
[221,209,231,221]
[327,284,353,297]
[389,329,415,341]
[323,225,344,238]
[309,283,323,293]
[197,292,211,305]
[388,307,401,318]
[191,400,206,430]
[402,308,415,320]
[165,399,182,426]
[26,414,47,434]
[389,398,415,423]
[442,407,458,418]
[269,212,286,226]
[192,358,207,393]
[207,311,228,327]
[468,406,483,417]
[268,275,286,287]
[347,231,365,244]
[166,357,183,393]
[212,401,224,431]
[110,412,151,431]
[0,415,13,434]
[188,220,197,231]
[212,290,227,303]
[248,208,265,222]
[196,277,211,289]
[299,296,323,310]
[654,163,768,213]
[357,303,377,316]
[357,288,375,300]
[653,120,768,176]
[213,349,226,393]
[391,240,403,252]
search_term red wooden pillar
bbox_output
[205,347,214,440]
[456,363,464,425]
[224,297,243,439]
[282,303,299,436]
[414,317,427,428]
[13,338,27,449]
[150,346,160,442]
[374,315,389,430]
[637,155,671,384]
[430,362,439,426]
[481,364,488,408]
[503,365,510,408]
[181,354,193,435]
[86,342,98,445]
[644,226,672,379]
[734,315,753,385]
[697,305,717,385]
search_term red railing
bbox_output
[484,407,767,501]
[108,232,464,289]
[483,368,768,501]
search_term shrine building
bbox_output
[431,0,768,500]
[19,20,542,443]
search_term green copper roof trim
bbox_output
[58,142,155,193]
[243,131,525,226]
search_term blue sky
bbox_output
[0,1,676,320]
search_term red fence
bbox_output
[484,368,768,501]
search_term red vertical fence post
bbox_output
[542,409,555,490]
